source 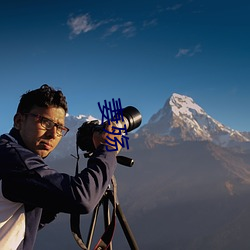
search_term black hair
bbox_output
[16,84,68,114]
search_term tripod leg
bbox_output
[86,202,101,249]
[107,181,139,250]
[116,203,139,250]
[102,198,112,250]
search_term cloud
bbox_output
[166,4,183,11]
[67,13,111,39]
[175,48,190,58]
[121,22,137,37]
[67,13,137,39]
[175,44,202,58]
[103,21,136,38]
[157,3,183,13]
[143,19,158,28]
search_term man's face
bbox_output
[15,106,67,158]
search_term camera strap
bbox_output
[70,145,88,249]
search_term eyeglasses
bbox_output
[24,113,69,137]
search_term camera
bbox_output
[76,106,142,153]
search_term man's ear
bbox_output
[14,113,24,130]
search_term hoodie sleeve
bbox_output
[1,140,117,214]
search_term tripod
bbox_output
[70,175,139,250]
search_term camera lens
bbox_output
[122,106,142,132]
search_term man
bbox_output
[0,84,122,250]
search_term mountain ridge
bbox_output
[138,93,249,147]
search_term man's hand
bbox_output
[92,123,122,154]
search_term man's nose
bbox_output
[46,126,58,138]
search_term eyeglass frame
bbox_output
[24,113,69,136]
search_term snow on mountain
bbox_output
[139,93,250,147]
[65,113,99,134]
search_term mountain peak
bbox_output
[169,93,205,117]
[139,93,250,146]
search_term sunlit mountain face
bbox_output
[139,93,250,146]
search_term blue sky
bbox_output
[0,0,250,135]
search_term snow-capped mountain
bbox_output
[49,92,249,160]
[139,93,250,147]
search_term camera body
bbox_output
[76,106,142,153]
